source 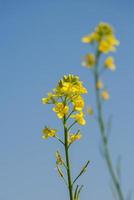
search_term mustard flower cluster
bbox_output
[82,22,119,54]
[42,74,87,140]
[82,22,119,102]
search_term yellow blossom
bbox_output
[55,151,64,165]
[95,22,113,38]
[59,82,73,94]
[53,102,69,119]
[101,90,110,100]
[99,35,119,53]
[68,132,82,144]
[72,96,85,111]
[55,74,87,96]
[82,54,96,68]
[42,92,56,104]
[96,79,103,89]
[87,107,94,115]
[82,22,119,54]
[71,112,86,125]
[99,40,112,53]
[42,126,57,139]
[105,57,116,71]
[82,35,91,43]
[74,83,87,94]
[82,33,97,43]
[107,35,119,46]
[42,97,48,104]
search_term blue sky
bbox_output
[0,0,134,200]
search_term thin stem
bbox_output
[93,51,125,200]
[56,165,68,186]
[67,121,77,132]
[73,160,90,185]
[55,136,65,146]
[66,110,75,121]
[63,115,73,200]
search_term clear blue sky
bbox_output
[0,0,134,200]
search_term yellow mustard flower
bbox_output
[42,92,56,104]
[101,90,110,100]
[42,98,48,104]
[99,40,112,53]
[55,151,64,165]
[42,126,57,139]
[72,95,85,111]
[99,35,119,53]
[68,132,82,144]
[87,107,94,115]
[82,35,91,43]
[59,82,73,94]
[95,22,113,38]
[105,56,116,71]
[53,102,69,119]
[82,54,96,68]
[82,22,119,54]
[71,112,86,125]
[59,81,86,96]
[107,35,119,46]
[55,74,87,96]
[75,82,87,94]
[96,79,103,89]
[82,33,97,43]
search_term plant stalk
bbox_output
[63,116,73,200]
[93,52,125,200]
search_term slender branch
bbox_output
[93,51,125,200]
[77,185,84,199]
[67,121,77,132]
[73,160,90,185]
[55,136,65,146]
[56,165,68,186]
[74,185,79,200]
[66,110,75,121]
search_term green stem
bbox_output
[73,160,90,185]
[63,116,73,200]
[94,52,124,200]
